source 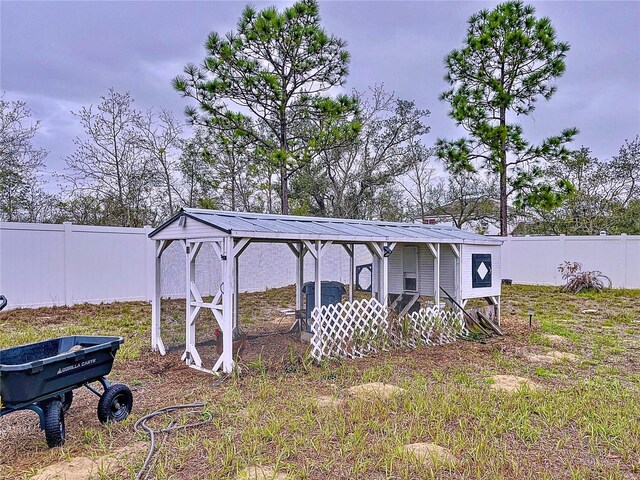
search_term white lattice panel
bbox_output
[310,298,389,361]
[394,306,467,348]
[310,299,467,362]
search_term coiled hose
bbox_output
[134,402,212,479]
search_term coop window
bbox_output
[472,253,492,288]
[403,246,418,292]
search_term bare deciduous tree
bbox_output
[426,172,499,232]
[62,89,158,226]
[292,86,430,220]
[0,95,48,221]
[138,108,183,215]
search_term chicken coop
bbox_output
[148,209,502,374]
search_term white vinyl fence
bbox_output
[2,222,639,310]
[0,222,369,309]
[501,234,640,288]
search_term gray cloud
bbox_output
[1,0,638,181]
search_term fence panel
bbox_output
[500,235,640,288]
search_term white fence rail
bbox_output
[500,234,640,288]
[2,222,639,310]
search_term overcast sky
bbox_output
[1,0,639,188]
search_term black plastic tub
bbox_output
[0,336,123,406]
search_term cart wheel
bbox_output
[44,400,66,448]
[97,384,133,424]
[62,391,73,412]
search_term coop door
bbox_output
[403,246,418,292]
[472,254,492,288]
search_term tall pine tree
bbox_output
[437,1,577,235]
[174,0,359,214]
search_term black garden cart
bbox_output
[0,295,133,447]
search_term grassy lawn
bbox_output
[1,285,639,479]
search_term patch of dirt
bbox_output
[404,442,458,468]
[345,382,406,400]
[526,351,579,364]
[543,334,570,345]
[31,441,146,480]
[238,465,288,480]
[314,395,344,408]
[489,375,540,392]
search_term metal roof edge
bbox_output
[183,208,435,228]
[148,209,184,238]
[148,209,233,238]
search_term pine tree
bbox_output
[437,0,577,235]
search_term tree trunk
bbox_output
[280,167,289,215]
[499,107,508,236]
[230,159,236,211]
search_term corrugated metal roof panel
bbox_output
[149,208,502,245]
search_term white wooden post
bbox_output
[314,240,322,314]
[367,242,381,301]
[371,255,377,300]
[151,240,165,355]
[234,254,239,331]
[221,236,235,373]
[294,243,305,311]
[349,244,354,302]
[183,241,194,364]
[183,241,203,367]
[379,242,389,307]
[434,243,440,308]
[449,243,461,304]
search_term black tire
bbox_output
[62,391,73,412]
[97,384,133,424]
[44,400,65,448]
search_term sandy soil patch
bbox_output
[404,442,458,468]
[314,395,344,408]
[32,442,146,480]
[346,382,406,400]
[543,334,571,345]
[489,375,539,392]
[526,350,579,364]
[238,465,288,480]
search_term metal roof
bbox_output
[149,208,502,245]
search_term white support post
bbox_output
[183,241,203,367]
[367,242,381,301]
[433,243,440,308]
[234,254,239,331]
[221,236,235,373]
[487,296,501,326]
[343,244,354,302]
[379,242,390,307]
[450,244,461,304]
[151,240,166,355]
[314,240,322,315]
[295,243,305,311]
